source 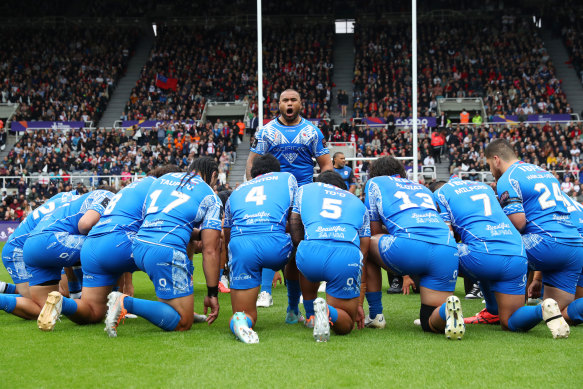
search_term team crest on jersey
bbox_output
[282,153,298,163]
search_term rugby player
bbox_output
[245,89,332,315]
[19,189,114,324]
[432,177,568,337]
[332,152,357,194]
[290,170,370,342]
[364,156,465,339]
[36,165,181,330]
[0,190,79,319]
[485,139,582,334]
[104,157,222,336]
[224,154,297,343]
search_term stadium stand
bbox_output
[0,26,138,124]
[354,15,569,121]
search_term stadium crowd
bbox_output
[353,15,571,121]
[0,27,137,123]
[0,121,239,220]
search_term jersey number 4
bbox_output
[245,186,267,205]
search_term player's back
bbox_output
[225,172,297,235]
[8,190,79,246]
[136,172,222,248]
[499,162,581,243]
[253,118,328,186]
[365,175,453,245]
[294,182,369,248]
[30,190,113,236]
[435,177,523,256]
[563,195,583,236]
[90,177,156,237]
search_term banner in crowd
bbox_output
[118,120,199,129]
[11,121,86,132]
[0,221,19,242]
[155,74,178,91]
[363,117,437,127]
[490,114,572,124]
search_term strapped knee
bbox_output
[420,304,438,333]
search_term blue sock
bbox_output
[229,315,254,335]
[480,283,499,315]
[0,294,17,313]
[68,268,82,294]
[567,298,583,326]
[304,299,315,318]
[261,268,275,295]
[61,297,78,316]
[328,305,338,324]
[365,291,383,317]
[124,296,181,331]
[287,279,301,315]
[438,302,447,321]
[507,305,543,332]
[1,283,17,294]
[219,268,224,279]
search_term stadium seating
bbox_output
[354,15,568,120]
[0,27,138,123]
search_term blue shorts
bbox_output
[23,232,86,286]
[296,240,363,300]
[378,235,458,292]
[81,232,139,288]
[578,269,583,289]
[2,241,31,284]
[133,239,193,299]
[523,234,583,295]
[457,244,527,295]
[228,233,292,290]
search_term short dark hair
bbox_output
[369,156,406,179]
[251,153,280,178]
[332,152,344,163]
[217,190,232,208]
[280,89,301,100]
[315,170,347,190]
[428,180,447,193]
[149,164,182,178]
[484,139,516,161]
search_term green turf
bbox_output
[0,243,580,388]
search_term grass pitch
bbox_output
[0,247,580,388]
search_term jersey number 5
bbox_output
[320,198,342,219]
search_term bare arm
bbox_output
[201,229,221,287]
[245,151,260,181]
[370,221,384,236]
[78,210,101,235]
[289,212,304,247]
[349,185,357,194]
[507,212,527,233]
[316,154,333,172]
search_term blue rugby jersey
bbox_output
[434,176,524,256]
[365,175,454,246]
[89,177,156,237]
[251,117,329,186]
[7,190,80,247]
[496,161,582,244]
[136,172,222,248]
[224,172,297,236]
[334,165,356,190]
[292,182,370,248]
[30,190,113,236]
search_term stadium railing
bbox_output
[0,174,142,192]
